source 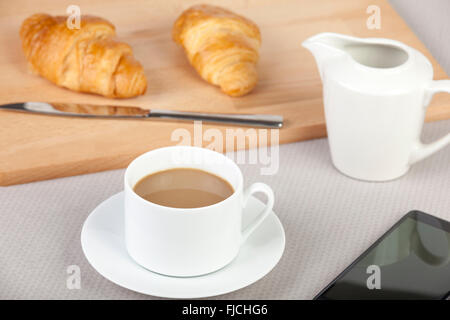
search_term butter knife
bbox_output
[0,102,283,128]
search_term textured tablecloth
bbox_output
[0,0,449,299]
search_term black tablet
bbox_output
[315,210,450,300]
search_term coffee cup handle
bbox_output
[241,183,275,244]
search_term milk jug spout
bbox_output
[302,32,354,80]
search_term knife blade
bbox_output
[0,102,283,128]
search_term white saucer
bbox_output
[81,192,285,299]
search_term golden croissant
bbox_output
[20,14,147,98]
[173,5,261,97]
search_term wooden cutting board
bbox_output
[0,0,449,186]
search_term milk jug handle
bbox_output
[409,80,450,164]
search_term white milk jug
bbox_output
[303,32,450,181]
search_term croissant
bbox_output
[173,5,261,97]
[20,13,147,98]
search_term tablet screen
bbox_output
[317,212,450,299]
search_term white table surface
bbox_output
[0,0,449,299]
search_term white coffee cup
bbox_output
[124,146,275,277]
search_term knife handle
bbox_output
[149,109,283,128]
